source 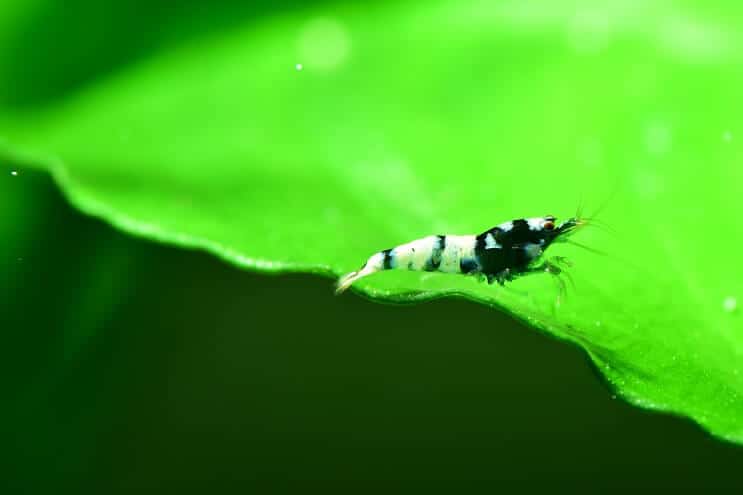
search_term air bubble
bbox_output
[567,9,612,55]
[295,63,303,71]
[298,17,351,71]
[723,296,737,313]
[10,170,18,176]
[645,122,672,155]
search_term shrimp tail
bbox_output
[335,271,361,295]
[335,250,391,295]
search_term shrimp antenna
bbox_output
[581,217,618,237]
[575,193,585,221]
[574,184,620,237]
[565,239,608,257]
[586,183,620,222]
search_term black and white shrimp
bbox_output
[335,215,587,296]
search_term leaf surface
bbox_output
[2,0,742,442]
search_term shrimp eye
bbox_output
[543,220,555,231]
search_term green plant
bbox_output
[2,0,741,443]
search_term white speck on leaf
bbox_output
[11,170,18,176]
[295,63,303,71]
[723,131,732,142]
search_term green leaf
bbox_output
[2,0,742,442]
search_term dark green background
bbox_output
[3,170,743,491]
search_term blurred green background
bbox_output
[0,169,743,493]
[2,0,743,490]
[4,169,743,490]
